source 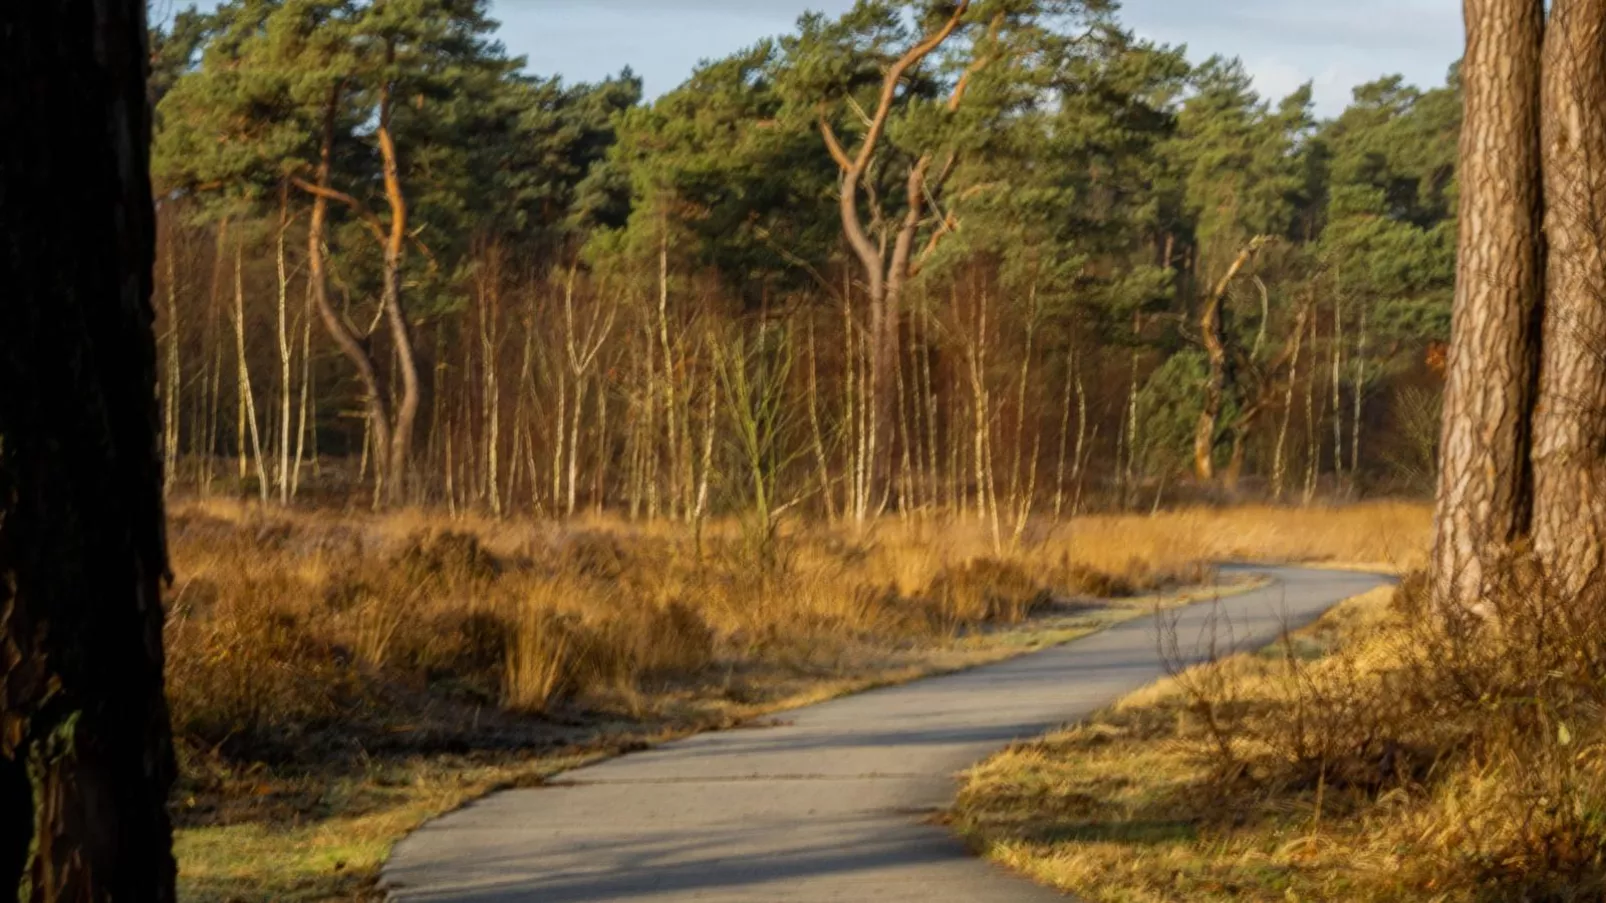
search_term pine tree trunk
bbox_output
[377,76,419,507]
[1194,238,1269,483]
[1432,0,1544,608]
[305,84,392,503]
[1,1,178,896]
[1532,0,1606,595]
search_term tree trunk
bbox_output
[1273,296,1308,501]
[162,217,182,495]
[657,223,682,521]
[201,219,228,496]
[1350,303,1367,480]
[1432,0,1545,609]
[1194,237,1269,482]
[234,240,269,502]
[1304,313,1319,504]
[1054,344,1075,520]
[275,190,293,504]
[817,3,971,519]
[806,316,837,521]
[305,83,392,502]
[1532,0,1606,595]
[291,279,314,498]
[1331,292,1345,484]
[0,1,178,897]
[377,72,420,507]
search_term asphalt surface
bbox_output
[382,565,1390,902]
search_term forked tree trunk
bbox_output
[1,1,178,897]
[377,71,420,506]
[1432,0,1545,608]
[304,83,393,503]
[1532,0,1606,595]
[1193,237,1270,483]
[817,2,972,519]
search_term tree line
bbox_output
[148,0,1460,532]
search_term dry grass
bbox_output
[955,556,1606,903]
[162,499,1426,901]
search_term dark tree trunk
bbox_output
[0,1,178,900]
[1432,0,1545,609]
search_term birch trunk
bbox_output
[234,241,268,502]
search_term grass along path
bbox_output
[379,567,1382,901]
[174,577,1259,902]
[165,501,1425,901]
[957,567,1606,902]
[952,583,1476,903]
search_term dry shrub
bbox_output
[162,500,1426,785]
[921,558,1052,631]
[1153,566,1606,899]
[439,575,722,715]
[396,530,502,581]
[1050,501,1429,576]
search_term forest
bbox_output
[15,1,1544,901]
[149,0,1459,529]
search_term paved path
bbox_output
[383,566,1390,902]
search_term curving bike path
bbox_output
[383,566,1390,902]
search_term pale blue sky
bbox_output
[507,0,1463,114]
[158,0,1464,115]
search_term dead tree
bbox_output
[1193,235,1272,482]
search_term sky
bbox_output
[156,0,1465,116]
[502,0,1464,115]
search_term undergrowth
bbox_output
[162,499,1424,901]
[956,562,1606,902]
